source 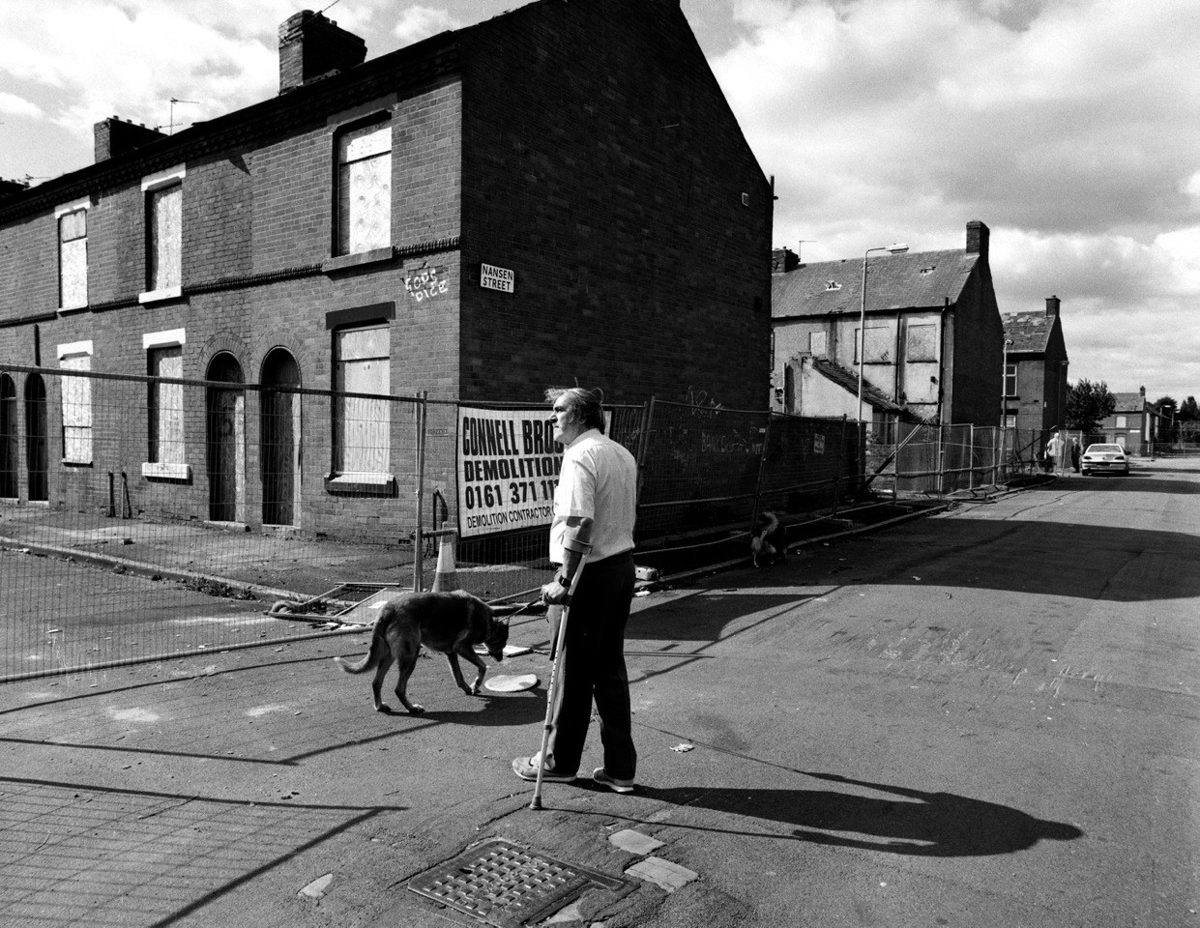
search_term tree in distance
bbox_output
[1066,379,1116,432]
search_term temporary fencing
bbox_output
[1,362,438,682]
[866,422,1106,495]
[1,362,865,680]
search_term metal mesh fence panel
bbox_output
[893,422,939,496]
[635,400,769,540]
[0,364,424,681]
[757,414,860,516]
[936,423,973,493]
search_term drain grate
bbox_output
[407,837,628,927]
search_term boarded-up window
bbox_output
[59,347,92,464]
[905,324,937,362]
[809,331,827,357]
[335,324,390,475]
[59,208,88,309]
[856,326,892,363]
[148,184,182,292]
[148,346,184,465]
[0,374,15,498]
[337,122,391,256]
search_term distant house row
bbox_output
[770,221,1004,432]
[770,227,1166,454]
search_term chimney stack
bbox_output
[94,116,167,163]
[966,220,989,263]
[278,11,367,94]
[0,177,29,203]
[1045,295,1060,317]
[771,247,800,274]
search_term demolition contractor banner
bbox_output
[457,407,563,538]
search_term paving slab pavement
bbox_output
[0,597,710,928]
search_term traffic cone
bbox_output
[431,531,459,592]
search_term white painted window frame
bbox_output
[141,328,190,480]
[139,165,186,304]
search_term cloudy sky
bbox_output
[2,0,1198,403]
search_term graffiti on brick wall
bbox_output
[405,266,450,302]
[684,385,724,418]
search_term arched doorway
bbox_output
[206,353,245,522]
[0,374,17,499]
[260,348,301,526]
[24,374,48,502]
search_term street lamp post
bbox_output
[856,243,910,431]
[1000,338,1013,478]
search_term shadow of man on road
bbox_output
[641,772,1083,857]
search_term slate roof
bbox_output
[1000,311,1056,353]
[1110,392,1146,412]
[810,357,909,415]
[772,249,978,319]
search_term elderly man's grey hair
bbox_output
[545,386,606,434]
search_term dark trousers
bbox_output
[544,551,636,780]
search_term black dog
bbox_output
[334,590,508,714]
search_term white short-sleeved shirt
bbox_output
[549,428,637,564]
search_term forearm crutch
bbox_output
[530,547,590,811]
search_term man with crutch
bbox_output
[512,386,639,796]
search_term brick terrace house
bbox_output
[1100,387,1160,455]
[770,221,1004,431]
[1000,295,1070,435]
[0,0,772,540]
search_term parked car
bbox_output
[1081,443,1129,476]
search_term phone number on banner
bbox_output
[457,407,562,537]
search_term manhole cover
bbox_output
[407,837,628,927]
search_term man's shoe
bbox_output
[512,755,575,783]
[593,767,635,793]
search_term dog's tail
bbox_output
[333,628,386,675]
[751,511,780,567]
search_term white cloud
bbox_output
[715,0,1200,243]
[0,1,278,147]
[989,227,1200,395]
[710,0,1200,397]
[391,5,465,47]
[0,92,42,118]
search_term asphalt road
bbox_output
[1,459,1196,927]
[620,459,1200,926]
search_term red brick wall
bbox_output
[0,75,464,539]
[458,0,773,409]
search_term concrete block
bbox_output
[608,828,664,855]
[624,856,697,893]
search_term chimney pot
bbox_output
[1045,295,1061,317]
